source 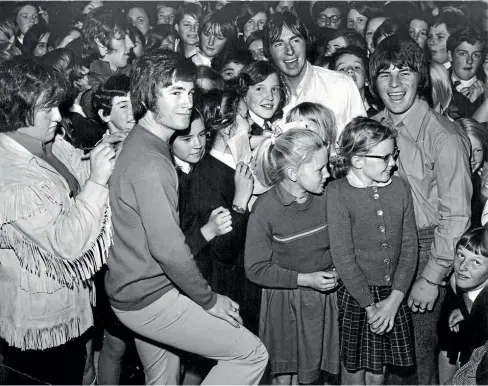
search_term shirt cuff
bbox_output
[422,259,450,285]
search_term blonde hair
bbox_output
[429,62,452,115]
[253,129,327,187]
[286,102,337,146]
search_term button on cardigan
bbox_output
[326,176,419,307]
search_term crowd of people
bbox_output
[0,0,487,385]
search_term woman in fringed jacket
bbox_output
[0,56,115,384]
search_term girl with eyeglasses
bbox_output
[327,117,418,385]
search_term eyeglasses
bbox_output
[317,15,341,23]
[362,148,399,164]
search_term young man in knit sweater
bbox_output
[105,50,268,385]
[371,35,472,384]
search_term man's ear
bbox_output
[448,50,453,63]
[98,109,110,123]
[94,37,108,57]
[285,165,298,182]
[174,23,180,35]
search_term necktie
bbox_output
[263,121,271,132]
[463,293,474,313]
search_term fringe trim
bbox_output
[0,182,59,225]
[418,225,437,252]
[0,317,90,350]
[1,205,112,289]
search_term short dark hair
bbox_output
[456,227,488,259]
[199,10,238,48]
[130,50,196,121]
[331,45,368,72]
[369,34,429,100]
[21,21,50,55]
[93,74,130,118]
[0,55,70,133]
[245,30,264,49]
[430,9,466,36]
[312,1,345,20]
[447,25,486,55]
[211,48,253,73]
[263,11,310,58]
[372,18,408,49]
[238,61,289,122]
[81,6,129,63]
[236,2,269,33]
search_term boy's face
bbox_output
[449,41,484,81]
[454,246,488,291]
[428,23,450,64]
[153,81,195,131]
[269,26,306,79]
[104,34,134,70]
[335,53,366,91]
[375,64,420,123]
[316,7,342,29]
[108,93,135,132]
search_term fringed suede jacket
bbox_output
[0,133,112,350]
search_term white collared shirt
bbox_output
[452,73,478,93]
[70,103,87,118]
[192,51,212,67]
[249,110,265,128]
[174,156,191,174]
[279,62,366,138]
[467,286,484,302]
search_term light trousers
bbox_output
[113,289,268,385]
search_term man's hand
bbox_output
[408,277,439,313]
[206,294,243,328]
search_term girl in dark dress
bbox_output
[186,89,261,335]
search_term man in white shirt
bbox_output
[263,11,366,137]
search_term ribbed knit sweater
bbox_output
[106,125,216,312]
[245,183,332,289]
[326,176,418,307]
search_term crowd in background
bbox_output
[0,1,487,385]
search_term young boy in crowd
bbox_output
[446,25,486,119]
[427,9,466,68]
[331,45,379,116]
[441,227,488,383]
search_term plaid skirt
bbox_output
[337,284,415,374]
